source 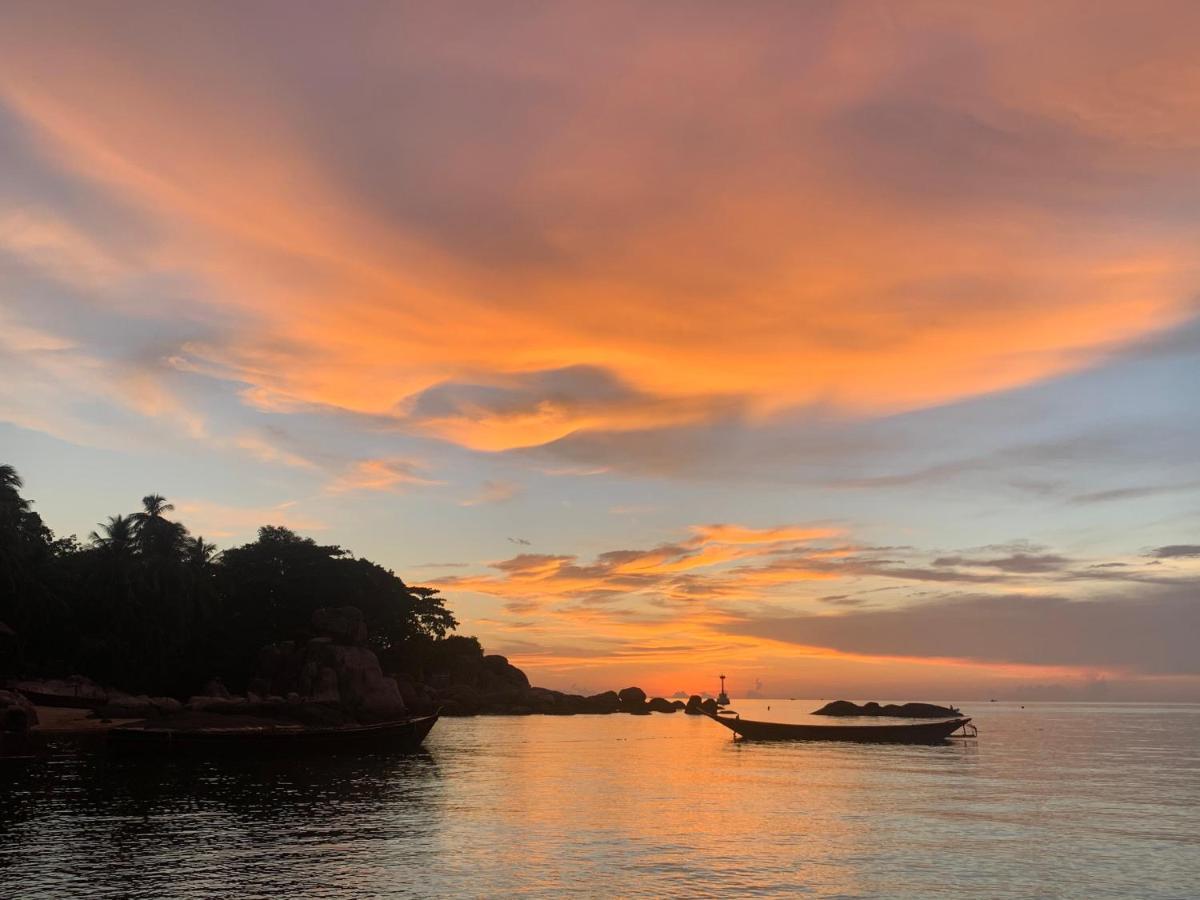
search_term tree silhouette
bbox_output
[1,464,467,696]
[89,514,136,553]
[130,494,187,559]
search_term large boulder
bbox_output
[302,641,405,719]
[482,654,530,689]
[618,686,647,712]
[311,606,369,646]
[684,695,705,715]
[700,697,719,715]
[646,697,677,713]
[0,690,38,732]
[246,620,406,721]
[584,691,620,713]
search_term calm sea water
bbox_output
[2,700,1198,898]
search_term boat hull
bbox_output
[107,714,439,753]
[707,712,970,743]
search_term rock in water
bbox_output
[811,699,961,718]
[584,691,620,713]
[617,686,647,712]
[684,695,705,715]
[646,697,677,713]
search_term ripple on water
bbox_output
[2,701,1198,898]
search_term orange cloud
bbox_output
[687,524,842,546]
[2,4,1198,462]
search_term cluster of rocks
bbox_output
[433,681,692,717]
[684,695,720,716]
[813,700,962,718]
[244,606,415,723]
[10,675,182,719]
[8,605,734,726]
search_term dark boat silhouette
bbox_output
[705,710,972,743]
[107,712,439,752]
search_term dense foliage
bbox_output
[0,465,460,695]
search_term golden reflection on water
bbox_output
[1,701,1197,898]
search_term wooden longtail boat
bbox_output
[706,711,972,743]
[107,713,439,752]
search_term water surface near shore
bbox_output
[2,700,1197,898]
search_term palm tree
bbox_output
[90,514,136,552]
[0,464,23,492]
[130,494,187,558]
[184,535,218,569]
[134,494,174,520]
[0,464,31,521]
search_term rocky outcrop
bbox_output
[700,697,719,715]
[10,599,690,726]
[0,690,38,732]
[616,686,647,713]
[812,700,962,718]
[684,694,705,715]
[584,690,620,713]
[96,693,182,718]
[241,607,407,722]
[483,654,530,689]
[618,686,647,706]
[12,675,108,708]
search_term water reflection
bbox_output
[2,701,1197,898]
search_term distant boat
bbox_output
[108,713,439,752]
[705,711,973,744]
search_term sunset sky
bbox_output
[2,1,1198,700]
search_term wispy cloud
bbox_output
[1149,545,1200,559]
[326,458,442,494]
[3,4,1198,464]
[459,479,523,507]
